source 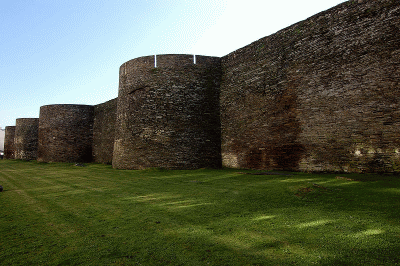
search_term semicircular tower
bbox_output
[14,118,39,160]
[37,104,94,162]
[4,126,16,159]
[113,54,222,169]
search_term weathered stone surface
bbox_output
[37,104,94,163]
[92,98,117,164]
[220,0,400,172]
[14,118,39,160]
[4,126,16,159]
[113,54,222,169]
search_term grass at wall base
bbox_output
[0,160,399,265]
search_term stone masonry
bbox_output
[112,54,222,169]
[4,126,16,159]
[92,98,117,164]
[220,0,400,172]
[14,118,39,160]
[37,104,94,163]
[4,0,400,172]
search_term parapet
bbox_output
[119,54,221,72]
[156,54,193,68]
[196,55,221,67]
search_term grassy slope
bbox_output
[0,160,399,265]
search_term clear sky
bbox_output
[0,0,346,128]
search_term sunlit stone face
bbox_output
[222,153,239,168]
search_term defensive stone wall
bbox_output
[220,0,400,172]
[14,118,39,160]
[113,54,222,169]
[37,104,94,163]
[4,0,400,172]
[92,98,117,164]
[4,126,16,159]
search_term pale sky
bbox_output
[0,0,346,128]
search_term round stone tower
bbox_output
[37,104,94,163]
[14,118,39,160]
[113,54,222,169]
[4,126,16,159]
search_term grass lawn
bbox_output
[0,160,399,265]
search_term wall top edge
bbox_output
[40,104,94,108]
[221,0,392,60]
[120,54,221,69]
[94,97,118,107]
[15,118,39,121]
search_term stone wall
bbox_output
[37,104,94,163]
[4,0,400,172]
[4,126,16,159]
[220,0,400,172]
[113,54,222,169]
[92,98,117,164]
[14,118,39,160]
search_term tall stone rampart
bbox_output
[92,98,117,164]
[113,54,222,169]
[37,104,94,163]
[220,0,400,172]
[4,0,400,173]
[14,118,39,160]
[4,126,16,159]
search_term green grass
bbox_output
[0,160,399,265]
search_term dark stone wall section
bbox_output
[14,118,39,160]
[113,54,222,169]
[220,0,400,172]
[92,98,117,164]
[37,104,94,163]
[4,126,16,159]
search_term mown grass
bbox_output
[0,160,399,265]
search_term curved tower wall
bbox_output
[113,54,222,169]
[14,118,39,160]
[4,126,16,159]
[37,104,94,163]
